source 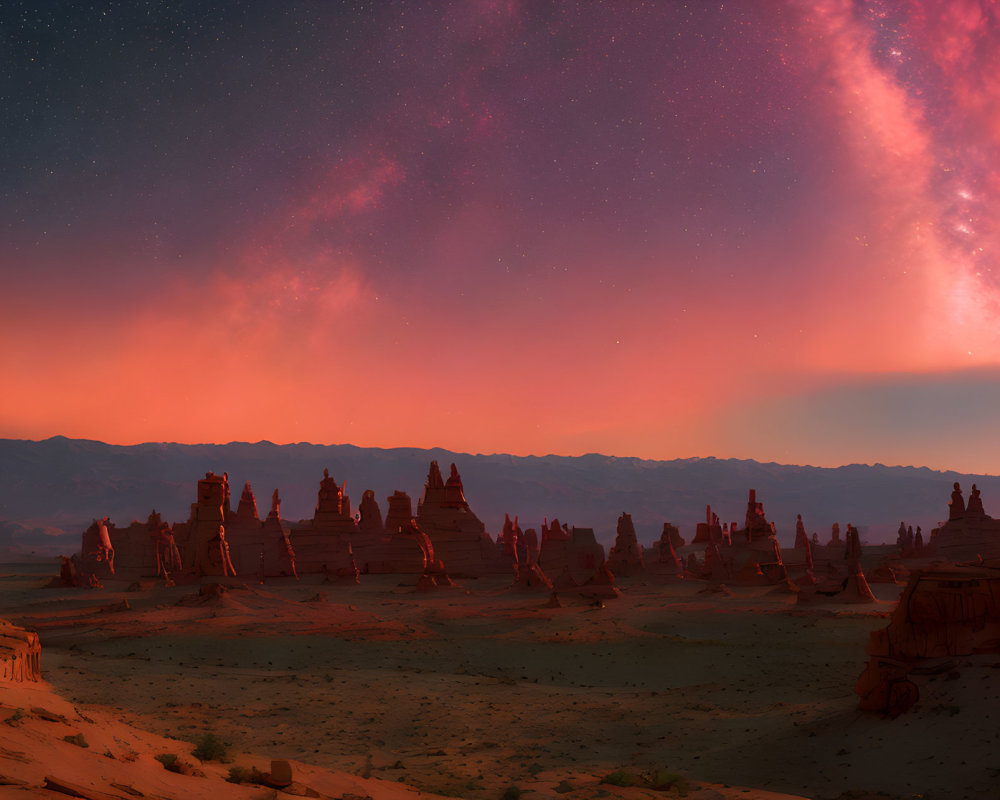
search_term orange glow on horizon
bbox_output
[4,1,1000,475]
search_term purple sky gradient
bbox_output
[2,1,999,473]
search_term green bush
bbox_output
[154,753,179,772]
[650,770,690,793]
[501,786,522,800]
[227,765,251,784]
[601,770,636,787]
[192,732,228,762]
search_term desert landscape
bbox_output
[6,2,1000,798]
[3,459,1000,798]
[3,540,999,799]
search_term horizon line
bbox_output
[1,434,993,478]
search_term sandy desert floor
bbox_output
[1,562,997,799]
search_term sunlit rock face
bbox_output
[415,461,511,576]
[856,564,1000,717]
[0,620,40,683]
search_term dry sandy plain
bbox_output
[0,563,997,800]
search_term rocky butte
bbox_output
[24,471,1000,799]
[924,481,1000,561]
[70,456,897,603]
[74,460,564,587]
[856,483,1000,716]
[0,620,40,683]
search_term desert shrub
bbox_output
[155,753,179,772]
[227,764,272,785]
[192,732,228,762]
[227,765,251,784]
[63,733,88,748]
[601,770,636,787]
[649,770,690,793]
[501,786,521,800]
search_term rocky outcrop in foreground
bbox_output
[0,619,40,682]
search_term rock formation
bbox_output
[325,547,360,584]
[783,515,817,585]
[152,517,182,578]
[948,481,966,519]
[580,562,620,600]
[384,491,414,534]
[927,482,1000,561]
[552,563,577,589]
[205,525,235,577]
[541,517,570,542]
[311,478,432,576]
[264,490,298,579]
[869,559,901,584]
[311,469,356,531]
[663,522,685,550]
[0,620,40,683]
[855,564,1000,716]
[692,505,721,544]
[415,461,509,576]
[222,471,232,517]
[195,485,304,579]
[647,523,684,580]
[57,556,80,587]
[537,520,606,584]
[794,515,809,549]
[734,554,768,585]
[796,537,817,586]
[184,472,229,575]
[415,553,455,591]
[696,490,787,585]
[736,490,773,543]
[896,522,913,553]
[499,514,520,573]
[358,490,384,533]
[522,528,539,564]
[704,541,733,583]
[827,522,842,548]
[285,470,358,574]
[80,516,115,577]
[967,483,985,514]
[392,519,435,572]
[841,524,876,602]
[235,481,259,522]
[514,561,553,591]
[799,523,874,603]
[606,512,645,577]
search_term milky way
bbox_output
[2,1,999,472]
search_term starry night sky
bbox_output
[3,1,1000,472]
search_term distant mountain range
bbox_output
[0,436,994,556]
